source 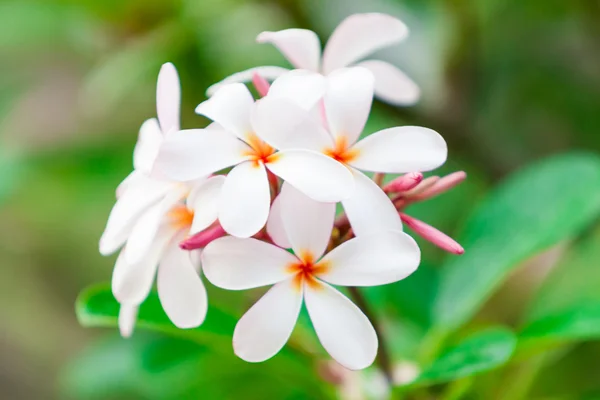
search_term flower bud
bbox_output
[400,213,464,255]
[410,171,466,201]
[252,72,270,97]
[180,224,227,250]
[384,172,423,193]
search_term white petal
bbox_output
[154,128,250,182]
[356,60,420,106]
[265,192,292,249]
[157,240,208,328]
[341,169,402,236]
[350,127,447,173]
[100,176,172,255]
[111,227,173,304]
[252,97,333,151]
[115,170,141,199]
[156,62,180,133]
[322,13,408,74]
[233,278,302,362]
[195,83,254,140]
[118,304,138,338]
[279,183,334,261]
[318,231,420,286]
[266,149,354,202]
[324,67,375,146]
[219,161,270,238]
[206,66,290,97]
[202,237,296,290]
[124,185,188,264]
[187,175,225,234]
[257,29,321,71]
[133,118,163,174]
[304,281,377,370]
[267,70,326,110]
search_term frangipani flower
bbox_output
[154,71,355,238]
[257,67,447,238]
[207,13,419,106]
[99,62,222,336]
[110,175,224,336]
[202,184,420,370]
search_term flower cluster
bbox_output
[99,13,465,370]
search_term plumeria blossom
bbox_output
[202,184,420,369]
[207,13,419,106]
[259,66,446,241]
[154,71,355,239]
[99,63,223,336]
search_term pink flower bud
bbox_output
[400,213,464,255]
[410,171,467,201]
[180,224,227,250]
[384,172,423,193]
[401,176,440,198]
[252,73,270,97]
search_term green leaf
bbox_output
[433,152,600,331]
[520,302,600,343]
[410,328,517,386]
[76,283,237,339]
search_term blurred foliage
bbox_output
[1,0,599,399]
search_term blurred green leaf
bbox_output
[76,283,237,339]
[433,152,600,331]
[520,302,600,344]
[409,328,517,387]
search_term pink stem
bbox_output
[180,224,227,250]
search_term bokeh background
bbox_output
[1,0,599,399]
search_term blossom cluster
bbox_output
[99,13,465,371]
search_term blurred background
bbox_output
[1,0,599,399]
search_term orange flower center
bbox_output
[286,251,329,291]
[323,136,359,164]
[243,132,279,167]
[168,205,194,230]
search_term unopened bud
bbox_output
[384,172,423,193]
[410,171,467,202]
[252,73,270,97]
[180,224,226,250]
[401,176,439,198]
[400,213,464,255]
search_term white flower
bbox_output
[99,63,223,335]
[256,67,447,239]
[108,175,224,336]
[207,13,419,106]
[201,184,420,370]
[153,71,355,239]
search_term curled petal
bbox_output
[322,13,408,73]
[195,83,254,140]
[118,304,138,338]
[324,67,375,146]
[156,62,180,134]
[257,29,321,71]
[219,161,270,238]
[233,278,303,363]
[317,231,420,286]
[266,193,292,249]
[279,183,335,262]
[206,66,290,97]
[356,60,420,106]
[252,97,333,151]
[154,128,250,182]
[188,175,225,235]
[157,239,208,328]
[267,70,327,110]
[267,149,355,203]
[350,127,447,173]
[341,169,402,236]
[305,280,377,370]
[400,213,464,255]
[202,237,296,290]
